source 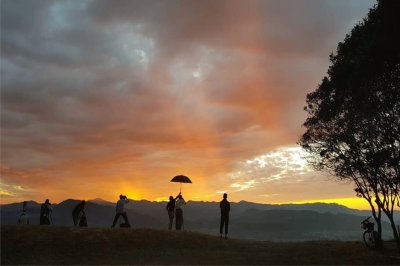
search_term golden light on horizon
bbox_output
[288,197,373,210]
[1,144,384,212]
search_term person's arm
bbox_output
[228,202,230,212]
[174,192,181,200]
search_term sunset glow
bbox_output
[1,0,388,211]
[288,198,372,210]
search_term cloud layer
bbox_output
[1,0,374,205]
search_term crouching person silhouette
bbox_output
[111,195,130,228]
[72,200,86,227]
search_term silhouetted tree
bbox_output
[300,0,400,245]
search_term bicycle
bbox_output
[361,216,380,249]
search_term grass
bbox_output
[1,225,400,265]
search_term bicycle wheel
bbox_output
[363,231,376,248]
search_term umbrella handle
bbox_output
[180,183,182,193]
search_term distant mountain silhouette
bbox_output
[1,199,397,241]
[88,198,114,206]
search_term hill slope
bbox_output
[2,225,399,265]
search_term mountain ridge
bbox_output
[2,198,398,241]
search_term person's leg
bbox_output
[179,210,183,230]
[79,215,88,227]
[122,212,130,225]
[220,215,224,237]
[73,213,78,226]
[225,215,229,237]
[182,211,185,230]
[176,209,182,230]
[168,211,174,230]
[111,213,121,227]
[175,210,178,229]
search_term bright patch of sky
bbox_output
[227,145,315,192]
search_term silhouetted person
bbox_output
[79,212,88,227]
[220,193,230,239]
[111,195,130,227]
[166,193,180,230]
[72,200,86,226]
[175,194,186,230]
[18,201,29,224]
[40,199,52,225]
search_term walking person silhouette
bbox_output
[220,193,230,239]
[111,195,130,228]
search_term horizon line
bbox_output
[0,197,375,211]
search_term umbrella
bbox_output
[171,175,192,192]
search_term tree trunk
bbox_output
[386,213,400,246]
[370,200,382,241]
[377,217,382,240]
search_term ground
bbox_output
[1,225,400,265]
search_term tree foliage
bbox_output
[300,0,400,244]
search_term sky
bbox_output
[1,0,378,209]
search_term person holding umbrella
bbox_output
[170,175,192,230]
[175,194,186,230]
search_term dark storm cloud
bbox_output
[87,0,371,57]
[1,0,374,202]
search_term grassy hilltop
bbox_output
[2,225,399,265]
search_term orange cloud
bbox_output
[1,0,376,208]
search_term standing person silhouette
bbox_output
[18,201,29,224]
[175,194,186,230]
[111,195,130,228]
[40,199,52,225]
[220,193,230,239]
[166,193,180,230]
